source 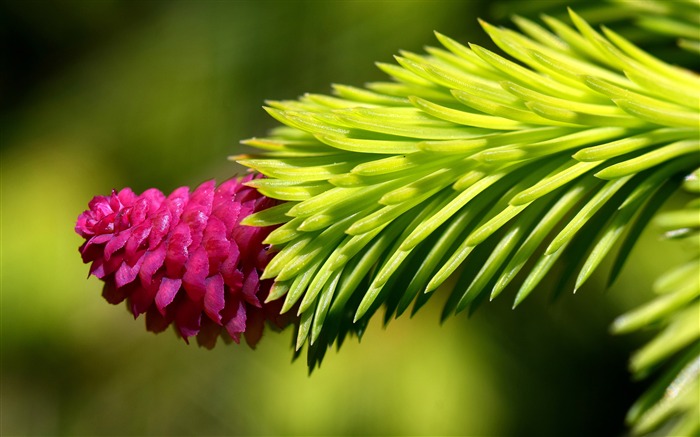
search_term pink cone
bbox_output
[76,175,292,348]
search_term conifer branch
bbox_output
[238,6,699,434]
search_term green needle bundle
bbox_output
[237,5,699,435]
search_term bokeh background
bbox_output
[1,1,693,436]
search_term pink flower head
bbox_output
[76,175,292,348]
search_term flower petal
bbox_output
[213,193,242,234]
[125,222,152,263]
[115,255,144,288]
[148,208,172,250]
[240,267,261,307]
[183,181,215,248]
[139,246,167,288]
[141,188,166,214]
[165,222,191,277]
[202,216,230,274]
[182,246,208,302]
[116,187,137,206]
[166,187,189,228]
[129,197,150,226]
[90,253,122,278]
[145,305,171,333]
[196,318,221,349]
[223,299,247,343]
[129,282,158,317]
[175,298,202,340]
[81,234,112,262]
[204,274,225,324]
[243,307,265,348]
[104,229,132,261]
[102,281,128,305]
[155,277,182,314]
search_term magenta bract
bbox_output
[76,175,290,348]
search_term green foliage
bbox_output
[492,0,700,63]
[239,6,699,435]
[611,171,700,436]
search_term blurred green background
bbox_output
[1,1,692,436]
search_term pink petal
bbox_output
[155,277,182,315]
[91,254,122,278]
[220,242,243,291]
[145,305,171,333]
[129,197,150,226]
[189,181,215,215]
[212,193,242,233]
[114,255,144,288]
[165,222,191,277]
[86,233,113,246]
[203,274,225,324]
[231,217,260,251]
[117,188,137,206]
[223,298,247,342]
[112,208,131,233]
[87,194,112,217]
[196,318,221,349]
[240,267,261,307]
[243,307,265,348]
[104,229,131,261]
[175,298,202,340]
[216,178,239,198]
[108,190,121,211]
[80,234,111,262]
[185,210,208,249]
[129,282,158,317]
[75,206,103,237]
[141,188,166,213]
[88,257,105,278]
[202,216,230,274]
[125,222,151,264]
[166,187,190,228]
[148,208,171,249]
[235,187,259,204]
[92,212,117,235]
[102,281,128,305]
[182,182,215,247]
[256,244,274,270]
[182,246,208,302]
[223,268,243,293]
[139,246,167,288]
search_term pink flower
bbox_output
[76,175,292,348]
